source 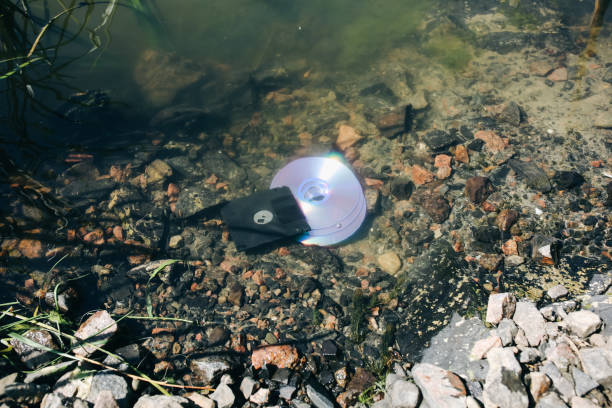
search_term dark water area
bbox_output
[0,0,611,404]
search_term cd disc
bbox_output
[270,156,366,245]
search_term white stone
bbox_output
[186,393,214,408]
[133,395,191,408]
[412,363,467,408]
[570,396,601,408]
[565,310,602,338]
[483,347,528,408]
[210,383,235,408]
[513,301,546,346]
[240,376,257,399]
[579,347,612,388]
[470,336,502,360]
[486,293,517,325]
[547,284,568,300]
[388,378,420,408]
[249,388,270,405]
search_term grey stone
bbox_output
[388,378,420,408]
[73,311,117,356]
[173,186,220,219]
[190,357,231,384]
[588,273,612,295]
[133,395,191,408]
[486,293,517,325]
[588,296,612,336]
[545,322,561,339]
[513,301,546,346]
[497,101,522,127]
[541,362,575,400]
[210,383,235,408]
[279,385,296,400]
[41,393,65,408]
[546,342,579,371]
[536,392,568,408]
[579,347,612,388]
[505,255,525,266]
[385,373,404,389]
[483,347,528,408]
[272,368,291,384]
[547,285,569,300]
[508,159,552,192]
[306,384,334,408]
[240,376,258,399]
[540,306,555,321]
[571,367,599,397]
[10,329,58,369]
[495,319,518,346]
[412,363,467,408]
[93,390,120,408]
[514,329,529,347]
[565,310,602,338]
[420,313,490,380]
[86,372,129,408]
[518,347,541,363]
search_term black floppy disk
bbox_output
[220,187,310,251]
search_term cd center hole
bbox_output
[305,186,326,202]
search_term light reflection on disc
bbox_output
[270,156,366,246]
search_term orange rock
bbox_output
[251,344,299,369]
[205,174,218,185]
[547,67,568,81]
[436,166,452,180]
[336,125,362,151]
[364,178,384,187]
[475,130,508,152]
[128,254,149,265]
[482,201,497,212]
[455,145,469,164]
[496,209,519,231]
[167,183,179,197]
[434,154,452,168]
[502,239,518,256]
[18,239,43,259]
[83,229,104,245]
[252,270,265,285]
[112,226,124,241]
[411,165,434,185]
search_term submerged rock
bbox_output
[508,159,552,192]
[134,50,206,107]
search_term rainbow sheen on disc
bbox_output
[270,156,366,246]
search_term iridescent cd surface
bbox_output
[270,156,366,246]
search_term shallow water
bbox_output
[1,0,611,377]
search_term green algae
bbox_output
[422,34,474,71]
